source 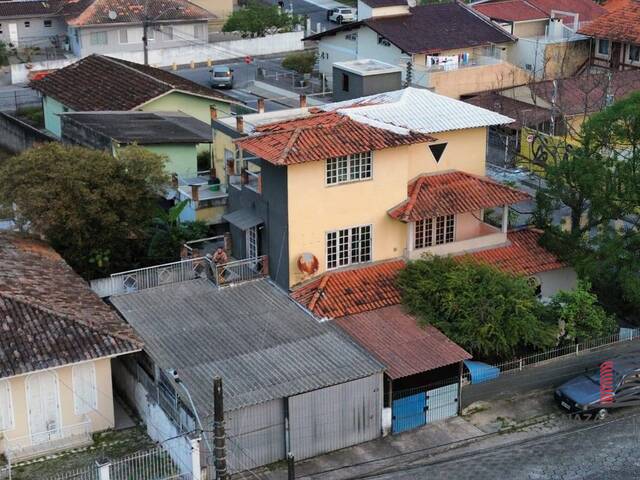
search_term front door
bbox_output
[27,372,61,444]
[246,226,258,259]
[8,23,18,46]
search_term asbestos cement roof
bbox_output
[111,278,383,414]
[322,87,514,134]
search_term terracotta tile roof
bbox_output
[335,305,471,379]
[31,54,236,111]
[235,111,436,166]
[579,0,640,44]
[473,0,547,22]
[529,0,606,21]
[464,92,551,130]
[0,232,141,378]
[65,0,213,26]
[305,3,514,54]
[0,1,57,17]
[291,260,405,319]
[464,229,566,275]
[388,171,530,222]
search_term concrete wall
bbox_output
[143,143,199,177]
[0,16,65,48]
[140,91,234,125]
[535,267,578,298]
[0,111,54,153]
[512,19,547,38]
[332,66,401,101]
[0,358,115,457]
[69,22,208,57]
[43,95,70,137]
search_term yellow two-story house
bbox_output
[217,87,576,295]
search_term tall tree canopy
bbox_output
[534,92,640,318]
[0,143,168,278]
[223,2,301,37]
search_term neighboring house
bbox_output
[110,277,384,473]
[216,87,576,297]
[304,1,528,99]
[472,0,606,79]
[0,0,212,54]
[465,69,640,163]
[30,54,239,138]
[59,110,228,224]
[0,232,141,462]
[578,0,640,71]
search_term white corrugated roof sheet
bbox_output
[322,87,514,134]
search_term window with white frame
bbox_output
[119,28,128,44]
[72,362,97,415]
[90,31,108,46]
[161,25,173,40]
[414,214,455,249]
[0,380,14,431]
[629,44,640,63]
[597,38,610,57]
[326,225,371,269]
[194,23,207,40]
[326,152,372,185]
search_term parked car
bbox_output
[326,7,356,23]
[210,65,234,89]
[554,357,640,419]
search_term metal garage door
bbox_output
[288,373,383,460]
[392,382,459,433]
[425,383,458,423]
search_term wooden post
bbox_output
[213,377,228,480]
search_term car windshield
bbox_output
[214,71,230,77]
[586,369,624,386]
[341,8,352,12]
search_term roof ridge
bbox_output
[0,291,141,348]
[279,127,303,164]
[459,0,518,41]
[307,273,331,313]
[401,175,428,221]
[99,55,175,90]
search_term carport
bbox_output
[335,305,472,433]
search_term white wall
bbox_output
[318,33,357,87]
[507,37,546,79]
[536,267,578,299]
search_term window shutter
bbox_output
[73,363,97,415]
[0,380,13,431]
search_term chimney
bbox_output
[190,184,200,203]
[236,115,244,133]
[257,98,265,114]
[299,94,307,108]
[210,105,217,122]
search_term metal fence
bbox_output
[213,255,269,286]
[0,89,41,113]
[109,446,189,480]
[41,465,99,480]
[462,328,640,384]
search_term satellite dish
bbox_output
[297,253,319,275]
[108,10,117,20]
[407,0,416,6]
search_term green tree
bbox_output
[223,1,301,37]
[282,51,316,75]
[544,281,617,343]
[0,143,168,278]
[147,200,208,260]
[0,41,9,66]
[535,92,640,317]
[397,256,558,360]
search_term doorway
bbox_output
[27,371,62,445]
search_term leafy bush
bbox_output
[223,1,301,37]
[282,51,316,75]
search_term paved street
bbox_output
[367,413,640,479]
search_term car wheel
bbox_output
[595,408,608,420]
[336,15,343,24]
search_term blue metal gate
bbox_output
[392,392,426,433]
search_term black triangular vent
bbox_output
[429,143,447,163]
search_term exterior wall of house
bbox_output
[142,143,199,177]
[0,16,66,48]
[68,21,209,57]
[542,39,591,79]
[332,67,402,101]
[318,32,358,88]
[357,27,404,69]
[188,0,234,23]
[43,95,72,137]
[535,266,578,298]
[512,19,547,38]
[0,358,115,458]
[356,0,411,20]
[140,91,231,126]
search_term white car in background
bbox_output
[326,7,356,23]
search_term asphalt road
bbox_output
[366,412,640,479]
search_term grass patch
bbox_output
[15,106,44,127]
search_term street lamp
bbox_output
[142,4,184,65]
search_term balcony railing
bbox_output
[212,255,269,286]
[5,417,92,462]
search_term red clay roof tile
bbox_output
[388,171,530,222]
[579,0,640,44]
[235,111,437,165]
[335,305,471,379]
[474,0,547,22]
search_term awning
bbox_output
[222,209,263,230]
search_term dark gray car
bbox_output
[210,65,234,89]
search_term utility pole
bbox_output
[213,377,229,480]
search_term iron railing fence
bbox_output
[213,255,269,286]
[109,446,190,480]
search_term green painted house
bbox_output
[31,54,240,138]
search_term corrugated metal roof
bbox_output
[222,209,263,230]
[111,279,383,414]
[323,87,514,134]
[335,305,471,380]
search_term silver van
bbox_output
[210,65,234,89]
